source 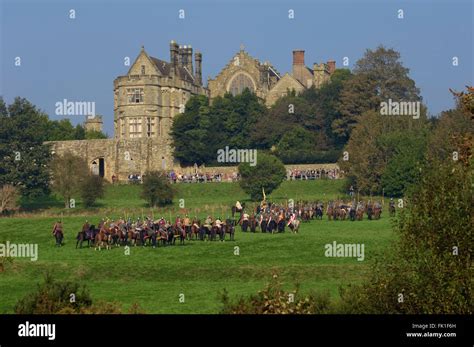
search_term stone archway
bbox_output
[91,158,105,178]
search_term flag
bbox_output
[262,187,266,201]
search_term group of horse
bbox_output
[59,199,392,250]
[75,217,238,250]
[236,199,390,229]
[325,200,386,221]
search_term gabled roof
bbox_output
[128,48,195,83]
[277,73,305,89]
[149,57,195,83]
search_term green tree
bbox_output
[427,108,474,162]
[171,95,215,165]
[141,171,175,207]
[339,107,428,195]
[302,69,352,147]
[80,174,105,207]
[335,46,421,142]
[250,93,326,150]
[0,97,52,198]
[171,91,265,165]
[50,151,88,208]
[238,153,286,201]
[219,89,266,149]
[381,133,426,197]
[339,90,473,314]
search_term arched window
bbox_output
[228,73,255,96]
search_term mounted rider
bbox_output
[52,220,63,236]
[81,220,90,233]
[52,220,64,247]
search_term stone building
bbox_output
[84,115,103,133]
[48,41,208,181]
[48,43,336,182]
[114,43,208,142]
[208,46,335,106]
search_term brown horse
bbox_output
[373,204,382,220]
[173,225,186,245]
[190,221,200,240]
[127,229,138,246]
[327,204,334,221]
[108,226,120,247]
[95,228,110,251]
[356,206,364,221]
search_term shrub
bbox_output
[221,273,332,314]
[14,274,145,314]
[0,184,19,214]
[141,171,175,207]
[14,273,92,314]
[80,174,105,207]
[339,157,473,314]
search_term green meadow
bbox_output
[0,180,396,313]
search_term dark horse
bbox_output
[224,219,236,241]
[315,203,324,220]
[76,225,97,248]
[389,204,396,217]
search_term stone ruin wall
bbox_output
[48,139,340,183]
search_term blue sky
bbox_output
[1,0,472,136]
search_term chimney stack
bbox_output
[327,60,336,74]
[195,51,202,85]
[293,50,305,66]
[170,40,179,75]
[178,45,185,67]
[185,45,194,76]
[292,49,306,85]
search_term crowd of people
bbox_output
[287,168,341,180]
[121,167,341,184]
[168,171,240,183]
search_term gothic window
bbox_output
[129,117,142,138]
[127,88,144,103]
[228,73,255,96]
[141,65,145,75]
[157,117,162,136]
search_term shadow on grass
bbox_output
[19,194,64,211]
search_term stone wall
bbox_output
[46,137,341,183]
[47,138,175,182]
[175,163,340,175]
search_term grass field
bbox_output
[0,180,396,313]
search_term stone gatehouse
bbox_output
[48,137,174,182]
